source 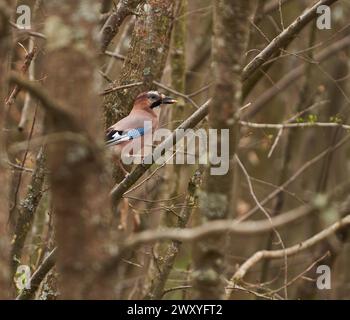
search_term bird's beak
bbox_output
[161,94,177,104]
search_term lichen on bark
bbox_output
[103,0,176,128]
[193,0,253,299]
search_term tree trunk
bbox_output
[192,0,253,299]
[39,0,116,299]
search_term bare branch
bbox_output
[9,21,46,40]
[263,0,292,17]
[242,0,339,81]
[108,2,345,205]
[16,248,57,300]
[18,38,36,131]
[5,47,37,107]
[231,215,350,282]
[104,50,126,61]
[100,203,316,275]
[240,120,350,131]
[244,36,350,118]
[8,73,79,129]
[101,81,143,96]
[154,81,200,109]
[240,135,350,220]
[10,149,46,277]
[144,170,202,300]
[110,99,211,206]
[99,0,145,52]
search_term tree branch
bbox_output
[10,149,46,277]
[230,215,350,283]
[16,248,57,300]
[109,1,342,204]
[5,47,37,107]
[8,73,79,130]
[244,36,350,118]
[240,120,350,131]
[110,99,211,206]
[144,170,202,300]
[99,202,317,276]
[242,0,339,81]
[241,135,350,220]
[99,0,145,52]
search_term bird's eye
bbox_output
[150,94,158,100]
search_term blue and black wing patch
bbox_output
[106,128,146,147]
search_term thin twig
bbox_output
[99,203,317,276]
[9,21,46,40]
[145,171,202,300]
[110,99,211,206]
[154,81,200,109]
[239,134,350,221]
[8,104,38,228]
[244,36,350,118]
[18,38,36,131]
[5,46,37,107]
[10,148,46,276]
[269,251,330,294]
[242,0,339,81]
[240,120,350,131]
[109,4,343,205]
[267,100,329,158]
[105,50,126,60]
[235,155,288,299]
[101,81,143,95]
[231,215,350,282]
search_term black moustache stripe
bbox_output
[150,99,162,109]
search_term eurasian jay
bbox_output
[106,90,177,174]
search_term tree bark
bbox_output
[192,0,253,299]
[0,0,12,299]
[39,0,116,299]
[103,0,175,129]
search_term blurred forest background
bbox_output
[1,0,350,300]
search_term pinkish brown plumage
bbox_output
[106,91,177,175]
